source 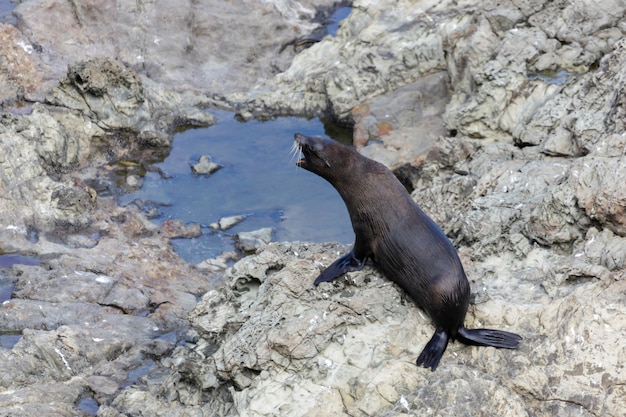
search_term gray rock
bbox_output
[46,57,215,152]
[575,157,626,237]
[209,215,246,231]
[191,155,222,176]
[196,251,239,272]
[11,0,339,96]
[230,1,448,121]
[236,228,274,253]
[354,72,450,169]
[169,241,626,417]
[125,174,143,188]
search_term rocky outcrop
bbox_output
[169,1,625,416]
[0,0,625,416]
[118,238,623,417]
[9,0,341,97]
[0,57,213,234]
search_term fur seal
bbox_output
[294,133,521,371]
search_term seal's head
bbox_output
[294,133,364,183]
[294,133,333,171]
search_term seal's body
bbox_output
[294,133,521,371]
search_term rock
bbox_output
[191,155,222,176]
[10,0,340,96]
[0,56,214,235]
[354,72,450,169]
[209,215,246,231]
[160,219,202,239]
[126,174,142,188]
[231,1,448,121]
[46,57,216,154]
[0,203,215,415]
[524,178,589,246]
[235,228,274,253]
[196,258,228,272]
[157,241,626,417]
[575,157,626,237]
[576,228,626,271]
[514,38,626,156]
[196,251,239,272]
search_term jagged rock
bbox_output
[169,241,626,417]
[235,228,274,253]
[575,157,626,237]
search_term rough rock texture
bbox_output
[0,56,213,233]
[229,0,449,119]
[1,0,625,416]
[0,201,215,416]
[132,240,624,417]
[170,0,625,416]
[9,0,342,98]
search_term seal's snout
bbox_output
[294,133,306,144]
[293,133,333,171]
[293,133,308,168]
[294,133,314,148]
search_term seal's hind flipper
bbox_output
[314,250,367,286]
[416,330,449,371]
[457,326,522,349]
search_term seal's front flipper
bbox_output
[416,330,449,371]
[314,251,367,286]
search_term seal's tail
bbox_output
[457,326,522,349]
[416,327,522,371]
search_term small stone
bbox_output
[197,250,239,271]
[209,215,245,231]
[191,155,222,175]
[126,174,142,188]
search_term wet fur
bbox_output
[294,133,521,371]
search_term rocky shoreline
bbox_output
[1,0,625,416]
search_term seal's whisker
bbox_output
[289,140,303,168]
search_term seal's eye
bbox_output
[314,141,326,153]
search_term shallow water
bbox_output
[77,396,99,416]
[0,254,40,269]
[0,331,21,349]
[0,0,15,24]
[326,6,351,36]
[119,112,354,264]
[0,254,40,349]
[528,68,573,85]
[0,254,39,304]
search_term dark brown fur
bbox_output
[295,133,521,371]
